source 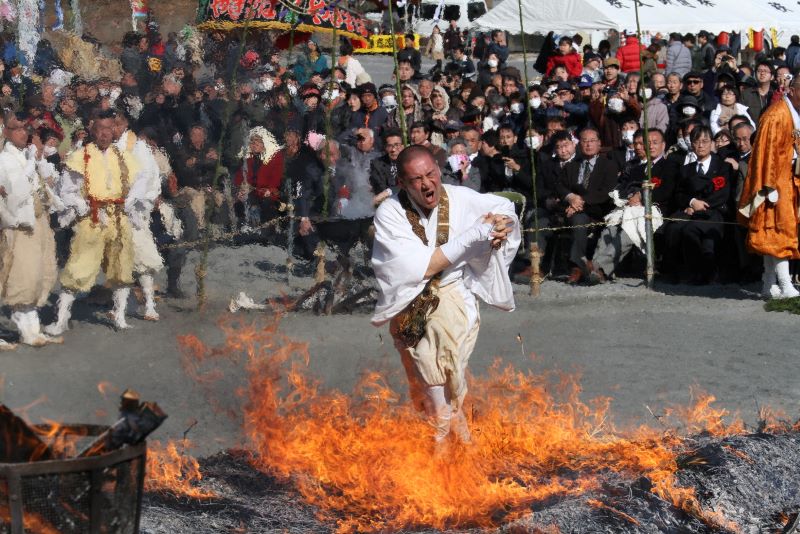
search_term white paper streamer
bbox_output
[17,0,40,64]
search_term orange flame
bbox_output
[96,381,119,399]
[145,440,215,499]
[151,315,755,532]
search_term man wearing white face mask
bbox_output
[680,71,714,120]
[608,118,639,171]
[527,86,544,119]
[378,85,398,109]
[668,119,702,167]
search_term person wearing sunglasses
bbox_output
[681,71,715,121]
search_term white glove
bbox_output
[440,221,493,264]
[767,188,779,203]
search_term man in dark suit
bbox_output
[724,121,759,281]
[663,125,733,283]
[607,118,639,171]
[556,127,620,282]
[369,128,404,205]
[618,129,680,216]
[531,131,576,252]
[590,128,679,282]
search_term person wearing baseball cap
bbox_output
[603,58,622,89]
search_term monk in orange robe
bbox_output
[738,80,800,299]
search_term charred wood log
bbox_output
[77,389,167,458]
[0,404,53,462]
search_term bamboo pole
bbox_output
[387,0,407,145]
[634,0,655,289]
[516,0,541,296]
[196,19,252,310]
[70,0,82,34]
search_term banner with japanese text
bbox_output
[198,0,369,42]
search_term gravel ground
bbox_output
[0,241,796,457]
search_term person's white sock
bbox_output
[140,274,159,320]
[425,385,452,443]
[776,259,799,298]
[44,292,75,336]
[112,288,132,329]
[12,310,35,345]
[762,255,780,299]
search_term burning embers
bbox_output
[140,315,800,533]
[0,391,166,534]
[0,389,166,463]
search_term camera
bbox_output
[722,55,734,62]
[499,145,511,157]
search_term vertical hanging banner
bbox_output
[131,0,148,30]
[197,0,369,43]
[17,0,39,64]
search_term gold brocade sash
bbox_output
[394,187,449,348]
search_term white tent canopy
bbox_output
[474,0,779,36]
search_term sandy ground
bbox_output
[1,240,798,458]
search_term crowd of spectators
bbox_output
[3,20,797,293]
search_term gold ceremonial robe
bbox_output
[738,99,800,259]
[59,144,140,292]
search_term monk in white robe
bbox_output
[372,145,520,445]
[0,113,62,347]
[113,113,164,320]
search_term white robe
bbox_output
[604,189,663,252]
[371,184,520,327]
[0,143,59,229]
[116,130,164,274]
[117,130,161,230]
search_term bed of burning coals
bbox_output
[6,314,800,533]
[134,315,800,533]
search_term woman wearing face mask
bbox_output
[477,53,501,90]
[589,85,641,149]
[674,94,701,129]
[527,86,547,123]
[638,80,670,134]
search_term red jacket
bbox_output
[616,36,644,72]
[546,52,583,79]
[234,153,284,201]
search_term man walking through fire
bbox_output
[371,145,520,448]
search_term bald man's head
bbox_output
[396,145,442,214]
